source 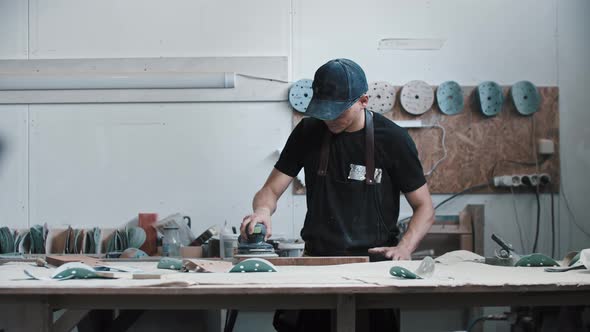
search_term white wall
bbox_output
[0,105,28,228]
[556,0,590,253]
[293,0,557,85]
[0,0,587,259]
[1,1,589,331]
[27,102,295,238]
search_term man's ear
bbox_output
[359,94,369,107]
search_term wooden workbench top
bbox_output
[1,260,589,296]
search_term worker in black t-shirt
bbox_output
[241,58,434,261]
[240,59,435,332]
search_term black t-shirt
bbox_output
[275,111,426,242]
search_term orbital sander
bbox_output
[236,223,277,258]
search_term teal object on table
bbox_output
[511,81,540,116]
[121,247,148,259]
[126,226,146,249]
[93,227,101,254]
[14,231,24,254]
[107,229,126,253]
[389,257,435,280]
[157,257,183,270]
[29,225,45,254]
[515,253,559,267]
[229,258,278,273]
[52,262,104,280]
[84,229,95,254]
[24,262,115,281]
[73,229,82,254]
[0,227,15,253]
[475,81,504,117]
[389,266,421,279]
[436,81,464,115]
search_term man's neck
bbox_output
[345,109,366,132]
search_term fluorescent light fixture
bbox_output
[0,72,235,90]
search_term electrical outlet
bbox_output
[493,175,522,187]
[494,173,551,188]
[522,173,551,186]
[521,174,536,186]
[537,138,554,155]
[539,173,551,185]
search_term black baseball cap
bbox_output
[305,58,368,121]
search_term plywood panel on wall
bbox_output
[293,87,559,194]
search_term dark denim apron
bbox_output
[274,110,399,332]
[303,109,395,258]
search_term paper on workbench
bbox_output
[2,260,590,290]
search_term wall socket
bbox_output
[493,173,551,187]
[537,138,555,155]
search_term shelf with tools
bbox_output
[409,205,484,259]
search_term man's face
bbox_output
[324,95,368,134]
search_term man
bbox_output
[241,58,434,331]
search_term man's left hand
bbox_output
[368,246,412,260]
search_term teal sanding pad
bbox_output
[475,81,504,117]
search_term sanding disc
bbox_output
[288,79,313,113]
[400,80,434,115]
[475,81,504,117]
[366,81,396,114]
[436,81,464,115]
[511,80,540,116]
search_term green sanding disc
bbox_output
[52,262,104,280]
[389,266,421,279]
[515,253,559,267]
[157,257,183,270]
[230,258,278,273]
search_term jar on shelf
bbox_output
[162,225,181,257]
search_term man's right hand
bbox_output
[241,207,272,241]
[242,168,293,242]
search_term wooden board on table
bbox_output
[237,256,369,266]
[45,255,103,267]
[138,213,158,256]
[182,259,233,273]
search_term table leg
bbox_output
[336,294,356,332]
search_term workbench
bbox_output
[0,260,589,332]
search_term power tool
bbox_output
[235,223,277,258]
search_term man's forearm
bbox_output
[252,187,279,215]
[397,204,435,253]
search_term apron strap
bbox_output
[365,110,376,185]
[317,109,375,182]
[318,130,331,176]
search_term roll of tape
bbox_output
[289,79,313,113]
[367,81,396,114]
[400,80,434,115]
